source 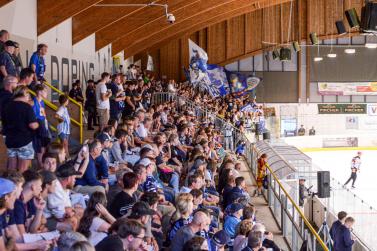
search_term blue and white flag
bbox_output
[189,39,210,89]
[207,64,230,96]
[240,104,256,113]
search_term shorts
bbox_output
[97,108,109,127]
[7,141,35,160]
[59,133,70,141]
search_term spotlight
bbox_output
[272,49,280,60]
[314,57,323,62]
[279,47,291,61]
[344,48,356,54]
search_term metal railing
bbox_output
[152,92,329,251]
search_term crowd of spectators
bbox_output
[0,31,282,251]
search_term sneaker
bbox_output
[352,186,356,189]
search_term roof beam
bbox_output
[72,0,165,45]
[0,0,12,8]
[37,0,102,35]
[115,0,293,57]
[95,0,200,50]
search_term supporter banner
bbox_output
[318,104,366,114]
[147,55,154,71]
[240,104,255,112]
[318,82,377,95]
[227,72,261,97]
[206,64,229,96]
[322,137,358,148]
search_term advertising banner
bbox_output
[318,104,366,114]
[318,82,377,95]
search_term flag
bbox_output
[227,71,261,97]
[240,104,256,113]
[147,55,154,71]
[188,39,211,90]
[207,64,230,96]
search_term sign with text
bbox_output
[318,104,366,114]
[318,82,377,95]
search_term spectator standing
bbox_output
[32,84,51,167]
[0,30,9,52]
[69,80,84,104]
[12,41,22,76]
[309,126,316,136]
[0,40,18,85]
[29,43,48,83]
[297,125,305,136]
[333,217,356,251]
[96,72,111,131]
[55,94,71,159]
[330,211,347,241]
[18,67,35,88]
[107,73,125,121]
[85,79,97,130]
[255,153,267,196]
[0,75,17,116]
[2,86,39,172]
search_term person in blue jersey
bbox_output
[29,43,47,83]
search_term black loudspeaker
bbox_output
[345,8,360,28]
[335,20,347,35]
[279,47,291,61]
[272,49,280,60]
[263,131,270,140]
[309,32,318,45]
[293,41,301,52]
[361,2,377,33]
[317,171,330,198]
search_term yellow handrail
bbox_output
[43,81,83,144]
[29,82,84,144]
[265,161,329,251]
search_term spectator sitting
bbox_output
[110,129,129,166]
[74,140,106,196]
[168,193,194,242]
[180,173,202,193]
[242,234,264,251]
[57,231,87,251]
[224,203,244,246]
[106,169,130,206]
[228,176,250,206]
[183,236,209,251]
[95,132,114,187]
[234,220,254,250]
[210,229,231,251]
[95,219,146,251]
[309,126,316,136]
[170,210,210,251]
[77,191,115,246]
[297,125,305,136]
[108,172,138,218]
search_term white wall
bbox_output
[0,0,113,93]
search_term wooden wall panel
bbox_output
[199,29,208,51]
[159,39,181,80]
[245,10,263,52]
[227,15,245,59]
[208,21,227,64]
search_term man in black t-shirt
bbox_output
[2,86,39,172]
[0,75,17,116]
[123,81,136,117]
[109,172,139,218]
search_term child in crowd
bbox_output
[55,94,71,159]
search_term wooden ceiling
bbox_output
[35,0,292,52]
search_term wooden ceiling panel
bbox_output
[120,0,293,59]
[95,0,198,50]
[72,0,163,44]
[0,0,12,8]
[37,0,102,35]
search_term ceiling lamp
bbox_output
[327,53,337,58]
[365,43,377,49]
[344,48,356,54]
[314,57,323,62]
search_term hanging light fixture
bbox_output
[314,56,323,62]
[365,43,377,48]
[327,52,337,58]
[344,48,356,54]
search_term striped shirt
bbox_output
[56,106,70,135]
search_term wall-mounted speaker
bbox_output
[279,47,291,61]
[309,32,318,45]
[335,21,347,35]
[317,171,330,198]
[361,2,377,33]
[272,49,280,60]
[345,8,360,28]
[293,41,301,52]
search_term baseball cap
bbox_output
[138,158,152,167]
[129,201,156,218]
[212,230,230,246]
[0,178,15,197]
[96,133,113,143]
[56,162,82,178]
[4,40,16,47]
[40,170,57,184]
[229,203,244,214]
